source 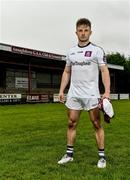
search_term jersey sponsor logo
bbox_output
[70,61,91,66]
[85,51,92,57]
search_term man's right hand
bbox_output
[59,92,65,103]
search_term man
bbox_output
[58,18,110,168]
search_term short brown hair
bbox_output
[76,18,91,29]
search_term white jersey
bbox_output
[66,42,107,98]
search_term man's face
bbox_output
[76,24,92,43]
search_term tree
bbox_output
[106,52,130,93]
[106,52,126,66]
[124,60,130,92]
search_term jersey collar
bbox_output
[78,42,91,48]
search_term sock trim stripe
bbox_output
[67,150,73,153]
[99,152,105,155]
[99,151,104,153]
[98,149,104,151]
[67,145,73,148]
[67,148,74,151]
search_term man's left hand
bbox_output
[102,92,110,99]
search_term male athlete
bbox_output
[58,18,110,168]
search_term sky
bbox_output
[0,0,130,57]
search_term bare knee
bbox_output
[89,108,101,130]
[68,117,77,129]
[92,119,101,130]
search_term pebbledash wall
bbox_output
[0,43,127,104]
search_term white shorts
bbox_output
[65,97,99,111]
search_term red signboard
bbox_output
[11,46,64,60]
[26,94,49,103]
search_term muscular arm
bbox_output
[59,65,71,103]
[100,65,110,98]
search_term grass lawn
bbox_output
[0,100,130,180]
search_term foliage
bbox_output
[106,53,126,66]
[106,53,130,92]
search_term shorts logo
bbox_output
[92,103,98,107]
[85,51,92,57]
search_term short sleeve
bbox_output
[96,48,107,66]
[65,53,71,66]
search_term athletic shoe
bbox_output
[58,154,73,164]
[97,157,106,168]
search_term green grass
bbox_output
[0,101,130,180]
